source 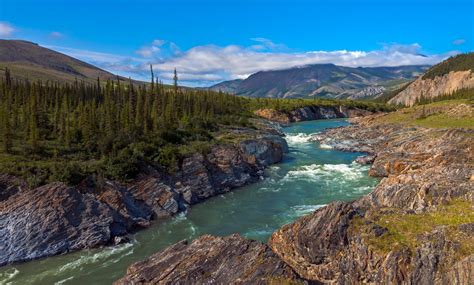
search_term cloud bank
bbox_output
[0,22,15,37]
[53,39,456,86]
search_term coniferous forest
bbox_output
[0,67,391,187]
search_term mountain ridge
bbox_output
[0,39,134,84]
[209,63,429,99]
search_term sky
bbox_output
[0,0,473,86]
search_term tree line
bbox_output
[0,67,391,187]
[0,67,255,185]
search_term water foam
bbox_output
[319,143,333,149]
[291,204,326,216]
[284,133,313,145]
[0,268,19,285]
[54,276,74,285]
[284,162,368,182]
[58,242,134,273]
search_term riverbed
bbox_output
[0,119,379,285]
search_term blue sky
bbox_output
[0,0,472,86]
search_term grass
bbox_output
[377,99,474,129]
[416,114,474,129]
[352,199,474,258]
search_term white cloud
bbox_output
[149,42,451,86]
[152,39,166,46]
[0,22,15,37]
[452,39,466,45]
[49,31,63,39]
[48,41,455,87]
[136,39,169,57]
[249,37,288,51]
[47,45,136,64]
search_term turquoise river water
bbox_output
[0,119,380,285]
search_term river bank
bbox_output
[117,103,474,284]
[0,121,289,267]
[0,106,377,267]
[0,119,381,284]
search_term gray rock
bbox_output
[115,234,304,285]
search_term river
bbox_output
[0,119,380,285]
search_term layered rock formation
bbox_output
[117,111,473,284]
[271,114,473,284]
[115,234,303,285]
[255,105,373,124]
[389,70,474,106]
[0,127,288,266]
[0,182,141,266]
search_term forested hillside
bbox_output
[422,53,474,79]
[388,52,474,106]
[0,68,391,187]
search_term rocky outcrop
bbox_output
[0,127,288,266]
[115,234,304,285]
[117,110,473,284]
[347,86,386,100]
[255,106,374,124]
[270,114,474,284]
[0,183,132,266]
[389,70,474,106]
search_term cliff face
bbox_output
[254,106,374,124]
[388,70,474,106]
[0,127,288,266]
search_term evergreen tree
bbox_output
[1,101,12,153]
[173,68,178,93]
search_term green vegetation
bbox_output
[354,200,474,258]
[0,67,255,187]
[422,52,474,80]
[249,97,395,113]
[415,87,474,105]
[0,68,394,187]
[377,99,474,129]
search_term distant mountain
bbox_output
[208,79,243,94]
[0,39,131,84]
[389,53,474,106]
[209,64,429,99]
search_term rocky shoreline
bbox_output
[116,113,473,284]
[254,105,374,124]
[0,122,288,266]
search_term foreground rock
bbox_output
[0,126,288,266]
[115,234,304,285]
[0,183,137,266]
[255,105,374,124]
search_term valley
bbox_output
[0,38,472,284]
[0,119,380,284]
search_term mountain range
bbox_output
[210,64,429,99]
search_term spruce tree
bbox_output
[173,68,178,93]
